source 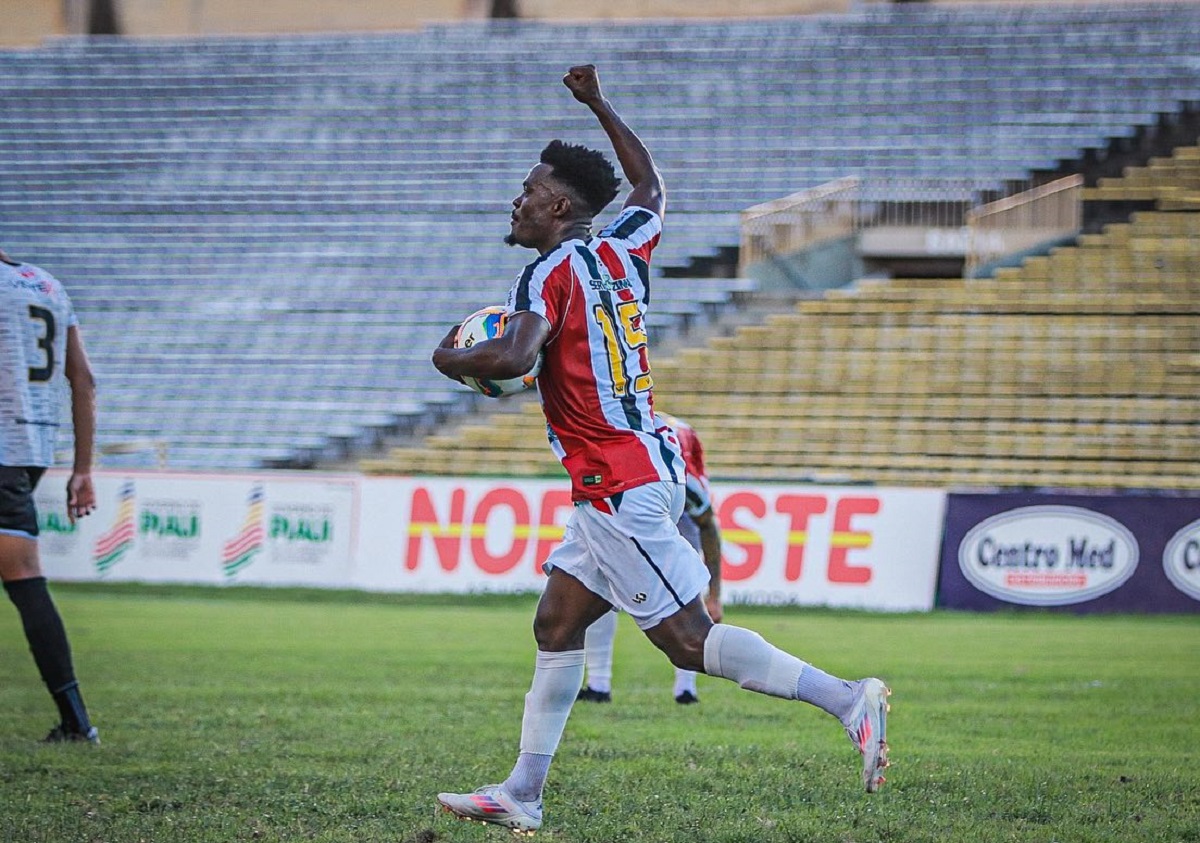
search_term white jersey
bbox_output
[0,260,79,467]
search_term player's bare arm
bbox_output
[563,65,664,217]
[64,325,97,524]
[432,311,549,382]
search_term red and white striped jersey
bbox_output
[658,412,714,520]
[659,413,708,484]
[507,206,683,501]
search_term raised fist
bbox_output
[563,64,602,104]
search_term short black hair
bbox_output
[540,140,621,217]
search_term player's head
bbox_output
[540,140,621,217]
[505,140,621,249]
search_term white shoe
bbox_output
[437,783,543,834]
[842,678,891,793]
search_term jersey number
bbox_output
[593,300,652,398]
[28,305,56,383]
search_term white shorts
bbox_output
[544,481,710,630]
[676,512,701,552]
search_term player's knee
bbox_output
[656,628,707,672]
[669,643,706,673]
[532,609,586,652]
[0,534,43,582]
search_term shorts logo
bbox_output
[632,592,647,604]
[583,474,603,486]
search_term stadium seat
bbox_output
[373,142,1200,491]
[3,4,1199,471]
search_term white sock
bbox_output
[702,623,807,700]
[673,668,698,698]
[503,649,585,802]
[582,611,616,694]
[504,753,551,804]
[701,624,856,719]
[795,667,859,722]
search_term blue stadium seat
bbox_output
[3,3,1197,468]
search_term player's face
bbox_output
[505,163,563,249]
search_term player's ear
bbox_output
[551,194,572,218]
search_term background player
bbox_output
[431,65,889,834]
[577,411,724,705]
[1,248,101,744]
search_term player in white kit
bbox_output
[1,248,101,743]
[431,66,889,833]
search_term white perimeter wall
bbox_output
[35,469,947,611]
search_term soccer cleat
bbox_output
[576,686,612,703]
[437,784,543,834]
[674,690,700,705]
[42,724,100,745]
[842,678,890,793]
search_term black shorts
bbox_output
[0,466,47,538]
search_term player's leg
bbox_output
[505,569,610,800]
[623,482,888,791]
[673,666,699,704]
[672,515,702,703]
[438,522,612,831]
[645,601,889,791]
[646,601,856,707]
[1,467,98,744]
[578,609,617,701]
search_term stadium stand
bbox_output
[1,2,1197,472]
[1085,144,1200,208]
[370,144,1200,490]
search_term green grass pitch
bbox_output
[2,583,1198,842]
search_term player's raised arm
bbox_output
[563,65,664,218]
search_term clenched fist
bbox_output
[563,64,603,105]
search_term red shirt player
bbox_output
[432,66,890,834]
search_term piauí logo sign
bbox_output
[93,481,135,575]
[222,485,265,578]
[1163,518,1200,602]
[958,505,1139,606]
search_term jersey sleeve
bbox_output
[686,426,708,481]
[598,206,662,266]
[508,248,573,336]
[58,281,79,329]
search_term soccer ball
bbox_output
[454,305,542,397]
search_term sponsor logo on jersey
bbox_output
[587,275,632,292]
[3,270,56,298]
[586,256,631,292]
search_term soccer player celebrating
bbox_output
[1,248,101,744]
[432,65,889,834]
